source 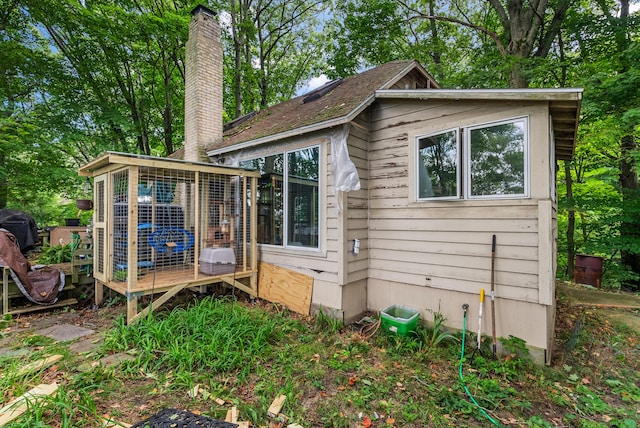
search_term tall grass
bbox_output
[103,297,293,380]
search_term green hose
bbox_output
[459,304,503,427]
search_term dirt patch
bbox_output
[558,281,640,307]
[557,281,640,333]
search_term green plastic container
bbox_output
[380,304,420,336]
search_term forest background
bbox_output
[1,0,639,289]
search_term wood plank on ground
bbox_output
[225,406,238,423]
[258,263,313,315]
[0,382,58,427]
[15,355,63,376]
[267,394,287,418]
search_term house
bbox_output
[192,6,582,363]
[215,82,582,365]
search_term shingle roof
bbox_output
[207,60,437,154]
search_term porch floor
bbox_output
[96,265,257,323]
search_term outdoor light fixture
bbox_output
[352,238,360,255]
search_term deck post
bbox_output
[94,281,104,306]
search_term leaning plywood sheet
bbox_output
[258,262,313,315]
[0,382,58,426]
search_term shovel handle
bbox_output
[492,234,496,253]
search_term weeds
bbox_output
[0,293,638,427]
[412,310,459,351]
[313,306,343,333]
[37,244,73,264]
[103,296,293,384]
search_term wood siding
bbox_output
[346,114,370,284]
[365,98,555,356]
[367,98,552,301]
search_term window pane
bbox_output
[287,147,319,248]
[469,120,526,197]
[242,155,284,245]
[418,130,458,198]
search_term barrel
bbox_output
[574,254,603,288]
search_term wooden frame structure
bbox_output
[79,152,259,324]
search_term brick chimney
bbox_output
[184,5,223,162]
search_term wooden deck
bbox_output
[96,265,258,324]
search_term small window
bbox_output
[417,129,459,199]
[467,118,528,198]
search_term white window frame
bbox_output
[243,144,321,250]
[415,128,461,201]
[465,116,529,200]
[415,116,530,202]
[283,145,321,250]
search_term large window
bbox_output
[241,146,319,249]
[468,119,527,198]
[416,117,528,200]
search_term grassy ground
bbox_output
[1,288,639,428]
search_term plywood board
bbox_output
[258,263,313,315]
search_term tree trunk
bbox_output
[619,134,640,290]
[428,0,441,64]
[564,161,575,279]
[613,0,638,290]
[231,0,244,119]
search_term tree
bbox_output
[224,0,328,119]
[28,0,190,157]
[0,0,78,219]
[397,0,575,87]
[563,0,640,289]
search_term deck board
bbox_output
[103,265,256,296]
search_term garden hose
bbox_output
[459,304,503,427]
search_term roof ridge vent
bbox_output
[303,79,343,104]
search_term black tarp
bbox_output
[0,209,39,253]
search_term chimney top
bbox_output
[191,4,216,17]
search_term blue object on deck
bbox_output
[148,227,194,254]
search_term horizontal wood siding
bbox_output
[367,99,553,305]
[346,114,370,284]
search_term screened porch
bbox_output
[79,152,259,323]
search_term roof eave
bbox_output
[78,151,260,177]
[376,88,583,101]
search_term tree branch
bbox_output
[398,5,508,56]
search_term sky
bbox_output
[297,75,331,95]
